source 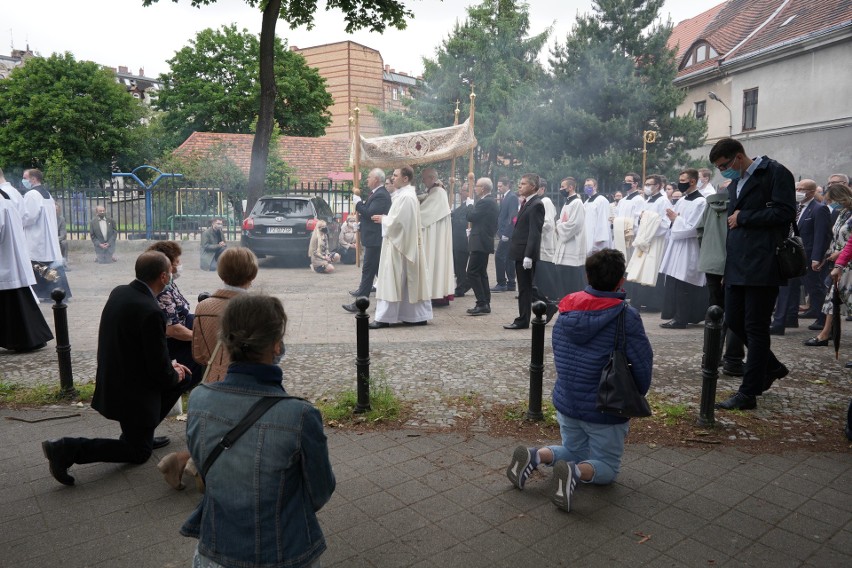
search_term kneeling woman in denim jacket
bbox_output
[181,293,335,568]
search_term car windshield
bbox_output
[259,199,312,218]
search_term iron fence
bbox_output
[51,178,355,242]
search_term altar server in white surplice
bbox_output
[627,174,671,311]
[418,168,455,307]
[582,178,612,255]
[370,165,433,329]
[659,169,707,328]
[533,180,560,301]
[553,177,587,297]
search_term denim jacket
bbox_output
[180,363,335,568]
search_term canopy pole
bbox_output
[467,84,476,201]
[351,103,362,267]
[448,100,460,208]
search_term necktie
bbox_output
[796,202,805,222]
[513,198,525,226]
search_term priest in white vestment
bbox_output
[626,174,672,311]
[582,178,612,255]
[658,170,707,328]
[533,183,560,300]
[0,186,54,351]
[370,166,433,328]
[553,177,587,297]
[419,168,455,306]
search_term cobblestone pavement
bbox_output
[2,242,849,437]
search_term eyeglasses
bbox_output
[715,157,735,171]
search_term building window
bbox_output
[743,88,758,130]
[392,88,398,101]
[694,100,706,120]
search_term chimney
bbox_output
[118,65,128,74]
[138,67,144,76]
[385,64,390,72]
[389,68,395,73]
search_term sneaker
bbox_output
[550,460,577,512]
[506,446,539,490]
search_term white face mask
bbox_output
[643,186,653,196]
[795,191,807,203]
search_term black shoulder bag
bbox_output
[596,305,652,418]
[777,221,808,279]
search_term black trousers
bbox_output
[706,273,745,365]
[494,239,516,287]
[354,245,380,297]
[453,248,470,294]
[513,260,548,325]
[725,284,783,397]
[467,251,490,306]
[802,266,828,323]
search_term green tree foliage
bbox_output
[156,24,333,147]
[378,0,548,179]
[0,52,147,184]
[515,0,706,189]
[144,0,414,215]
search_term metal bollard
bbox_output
[526,301,548,421]
[51,288,78,399]
[354,296,371,413]
[698,305,725,427]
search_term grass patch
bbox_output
[315,372,406,425]
[502,400,558,426]
[649,397,690,426]
[0,381,94,406]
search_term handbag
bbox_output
[776,222,808,279]
[596,304,652,418]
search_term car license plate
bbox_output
[267,227,293,234]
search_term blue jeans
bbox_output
[546,411,629,485]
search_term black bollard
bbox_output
[526,301,548,421]
[354,296,371,413]
[51,288,78,399]
[698,305,725,427]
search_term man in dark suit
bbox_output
[770,179,830,334]
[463,177,500,315]
[343,168,392,312]
[451,184,472,297]
[710,138,795,411]
[41,251,191,485]
[504,174,557,329]
[493,177,518,292]
[89,205,118,264]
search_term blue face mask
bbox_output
[22,178,32,190]
[272,340,285,365]
[720,168,740,181]
[584,185,595,196]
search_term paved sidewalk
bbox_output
[2,407,850,567]
[1,242,851,566]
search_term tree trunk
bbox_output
[246,0,282,217]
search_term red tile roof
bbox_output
[174,132,351,185]
[670,0,852,79]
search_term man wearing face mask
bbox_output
[90,205,118,264]
[659,169,708,328]
[709,137,795,411]
[583,178,612,255]
[200,217,227,271]
[553,177,587,296]
[771,179,830,335]
[626,174,671,311]
[41,251,192,485]
[20,168,71,301]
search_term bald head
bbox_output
[796,179,817,200]
[135,251,171,288]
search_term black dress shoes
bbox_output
[784,320,799,328]
[762,363,790,392]
[348,290,360,297]
[807,322,824,331]
[342,303,358,313]
[42,439,75,485]
[368,321,390,329]
[769,326,785,336]
[503,322,529,330]
[545,302,559,324]
[715,392,757,410]
[804,337,829,347]
[152,436,171,449]
[722,362,744,377]
[468,305,491,316]
[660,320,687,329]
[404,320,427,326]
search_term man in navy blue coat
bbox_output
[770,179,831,334]
[710,138,795,411]
[492,177,518,292]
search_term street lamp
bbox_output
[708,91,732,136]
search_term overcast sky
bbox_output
[5,0,723,78]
